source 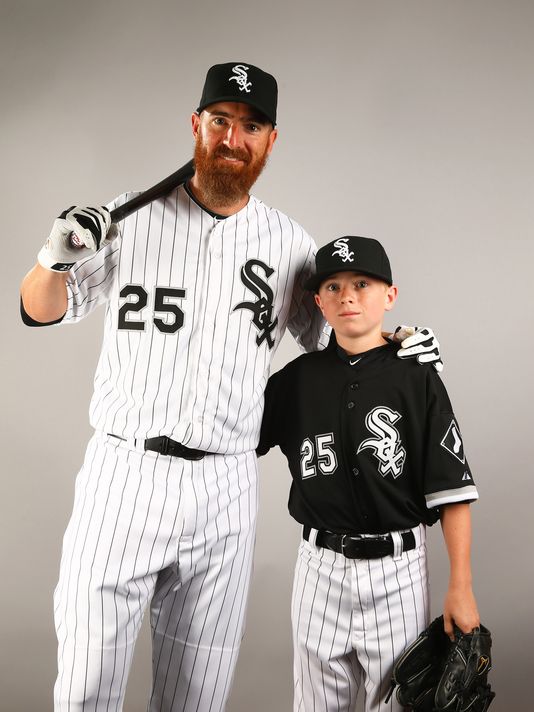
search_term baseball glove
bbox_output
[386,615,495,711]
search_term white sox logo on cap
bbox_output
[229,65,252,93]
[332,238,355,263]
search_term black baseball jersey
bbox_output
[257,339,478,534]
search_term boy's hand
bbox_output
[394,325,443,372]
[443,584,480,640]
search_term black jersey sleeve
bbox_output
[423,370,479,509]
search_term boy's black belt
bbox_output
[303,525,416,559]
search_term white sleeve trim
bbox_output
[426,485,479,508]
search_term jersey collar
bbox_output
[183,181,229,220]
[335,341,394,367]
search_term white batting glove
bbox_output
[394,325,443,372]
[37,205,118,272]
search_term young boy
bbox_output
[257,236,480,712]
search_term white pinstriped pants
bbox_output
[53,433,258,711]
[292,526,430,712]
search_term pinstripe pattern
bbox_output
[54,434,259,711]
[62,186,324,453]
[292,528,430,712]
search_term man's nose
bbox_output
[223,123,244,148]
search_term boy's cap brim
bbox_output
[305,267,393,292]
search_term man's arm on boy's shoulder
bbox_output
[440,503,480,639]
[391,325,443,372]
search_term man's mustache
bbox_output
[213,146,250,163]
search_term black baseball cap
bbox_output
[305,236,393,291]
[197,62,278,126]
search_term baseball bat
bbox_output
[68,158,195,248]
[109,158,195,223]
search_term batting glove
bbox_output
[394,325,443,372]
[37,205,118,272]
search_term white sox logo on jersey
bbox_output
[233,259,278,349]
[229,64,252,93]
[440,418,466,464]
[357,406,406,478]
[332,238,355,263]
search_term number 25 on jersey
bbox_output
[300,433,338,479]
[118,284,186,334]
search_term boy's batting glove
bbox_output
[386,615,495,712]
[393,325,443,372]
[37,205,119,272]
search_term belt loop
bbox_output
[391,531,403,560]
[306,527,319,548]
[160,437,169,456]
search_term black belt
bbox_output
[107,433,207,460]
[144,436,207,460]
[303,525,416,559]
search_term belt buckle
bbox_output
[160,437,170,456]
[341,534,362,558]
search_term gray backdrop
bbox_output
[1,1,532,710]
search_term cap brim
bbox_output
[196,96,275,125]
[305,269,393,291]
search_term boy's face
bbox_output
[314,271,398,343]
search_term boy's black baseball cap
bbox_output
[197,62,278,126]
[305,236,393,292]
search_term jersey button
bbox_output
[352,468,359,476]
[347,401,355,409]
[350,382,359,390]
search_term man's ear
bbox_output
[191,112,201,138]
[266,128,278,155]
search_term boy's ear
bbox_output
[314,293,324,314]
[384,285,398,311]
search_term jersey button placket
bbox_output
[211,218,223,260]
[346,383,358,473]
[201,219,224,423]
[186,219,218,436]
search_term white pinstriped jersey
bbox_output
[61,184,326,453]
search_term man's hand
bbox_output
[394,325,443,372]
[37,206,119,272]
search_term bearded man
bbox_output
[20,62,440,712]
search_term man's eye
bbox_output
[356,280,368,288]
[326,283,338,292]
[246,123,260,132]
[213,117,226,126]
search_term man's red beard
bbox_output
[193,138,270,209]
